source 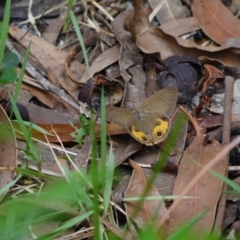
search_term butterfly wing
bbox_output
[106,106,132,126]
[139,86,178,116]
[126,117,152,145]
[126,112,171,145]
[142,113,172,145]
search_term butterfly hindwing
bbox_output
[106,106,132,127]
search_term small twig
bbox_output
[222,76,235,145]
[214,76,235,233]
[149,1,165,22]
[91,0,114,21]
[27,0,41,36]
[78,20,114,36]
[18,0,68,25]
[228,166,240,171]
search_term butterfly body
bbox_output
[106,87,178,146]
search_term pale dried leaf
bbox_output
[124,160,169,236]
[168,138,227,235]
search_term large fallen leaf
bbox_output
[13,122,127,143]
[124,0,240,66]
[0,105,17,188]
[168,137,227,235]
[191,0,240,45]
[9,26,81,101]
[124,160,169,236]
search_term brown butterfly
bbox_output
[106,87,178,145]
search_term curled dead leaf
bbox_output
[124,0,240,66]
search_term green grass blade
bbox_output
[12,120,54,136]
[16,167,54,181]
[62,0,75,33]
[100,87,109,213]
[5,198,17,240]
[14,42,31,101]
[189,158,240,194]
[90,110,102,240]
[36,210,94,240]
[0,0,11,64]
[70,10,90,73]
[0,174,21,198]
[61,164,93,209]
[209,168,240,193]
[9,93,39,160]
[104,143,114,212]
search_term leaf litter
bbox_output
[1,0,240,239]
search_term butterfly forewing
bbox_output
[106,106,132,127]
[139,87,178,116]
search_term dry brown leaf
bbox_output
[24,102,79,125]
[191,0,240,45]
[42,10,66,45]
[109,135,142,167]
[144,56,159,97]
[13,121,127,143]
[124,160,169,236]
[22,83,78,117]
[8,25,80,100]
[0,105,17,188]
[197,115,223,132]
[112,10,141,82]
[160,17,200,37]
[74,136,91,171]
[12,122,80,143]
[168,137,227,235]
[80,44,121,84]
[124,0,240,66]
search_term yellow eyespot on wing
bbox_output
[153,118,170,139]
[131,126,150,144]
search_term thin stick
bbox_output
[214,76,234,233]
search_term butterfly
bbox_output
[106,87,178,145]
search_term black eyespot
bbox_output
[142,136,148,142]
[157,132,162,137]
